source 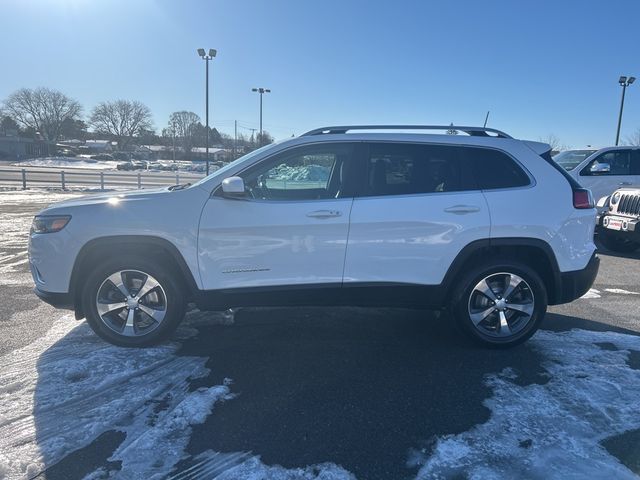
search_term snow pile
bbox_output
[13,157,120,170]
[269,164,331,182]
[413,328,640,479]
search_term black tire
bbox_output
[449,261,547,348]
[598,232,640,253]
[82,255,186,347]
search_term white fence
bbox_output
[0,167,204,190]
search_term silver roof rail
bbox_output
[301,125,512,139]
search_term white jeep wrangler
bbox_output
[597,187,640,253]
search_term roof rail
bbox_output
[301,125,512,139]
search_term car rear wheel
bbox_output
[82,256,186,347]
[449,261,547,347]
[598,232,640,253]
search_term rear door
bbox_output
[578,149,640,201]
[343,142,490,287]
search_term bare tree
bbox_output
[538,134,569,152]
[89,100,152,149]
[167,111,200,156]
[256,130,274,146]
[2,87,81,152]
[625,128,640,146]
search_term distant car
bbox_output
[90,154,114,161]
[132,160,147,170]
[562,146,640,201]
[553,149,598,171]
[59,149,77,157]
[160,163,179,171]
[116,161,135,171]
[597,188,640,253]
[112,152,130,161]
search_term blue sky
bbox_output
[1,0,639,147]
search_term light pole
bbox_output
[616,75,635,146]
[251,87,271,146]
[171,120,176,163]
[197,48,217,174]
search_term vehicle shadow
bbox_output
[595,238,640,261]
[175,307,585,480]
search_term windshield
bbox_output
[553,149,597,171]
[191,143,280,188]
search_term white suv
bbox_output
[29,125,599,348]
[560,146,640,201]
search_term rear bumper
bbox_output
[553,252,600,305]
[34,287,74,310]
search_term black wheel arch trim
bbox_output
[440,237,563,304]
[69,235,199,318]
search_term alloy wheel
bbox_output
[95,269,167,337]
[467,272,535,338]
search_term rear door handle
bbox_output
[619,182,633,186]
[444,205,481,214]
[306,210,342,219]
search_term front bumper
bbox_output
[597,214,640,240]
[34,287,74,310]
[554,252,600,304]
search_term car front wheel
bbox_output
[450,262,547,348]
[82,257,186,347]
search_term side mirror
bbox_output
[590,162,610,174]
[221,176,246,196]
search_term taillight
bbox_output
[573,189,594,209]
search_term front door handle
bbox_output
[444,205,481,214]
[619,182,633,186]
[306,210,342,219]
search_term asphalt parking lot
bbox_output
[1,189,640,479]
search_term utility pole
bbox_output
[197,48,217,174]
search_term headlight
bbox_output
[611,192,620,205]
[31,215,71,234]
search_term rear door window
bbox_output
[363,143,470,196]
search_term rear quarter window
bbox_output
[463,147,531,190]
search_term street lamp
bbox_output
[251,87,271,146]
[197,48,217,174]
[616,75,635,146]
[171,120,177,163]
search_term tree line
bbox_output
[0,87,274,156]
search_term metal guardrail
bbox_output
[0,167,204,190]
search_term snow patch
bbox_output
[581,288,601,299]
[605,288,640,295]
[414,328,640,479]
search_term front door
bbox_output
[197,142,357,290]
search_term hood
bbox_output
[41,186,172,211]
